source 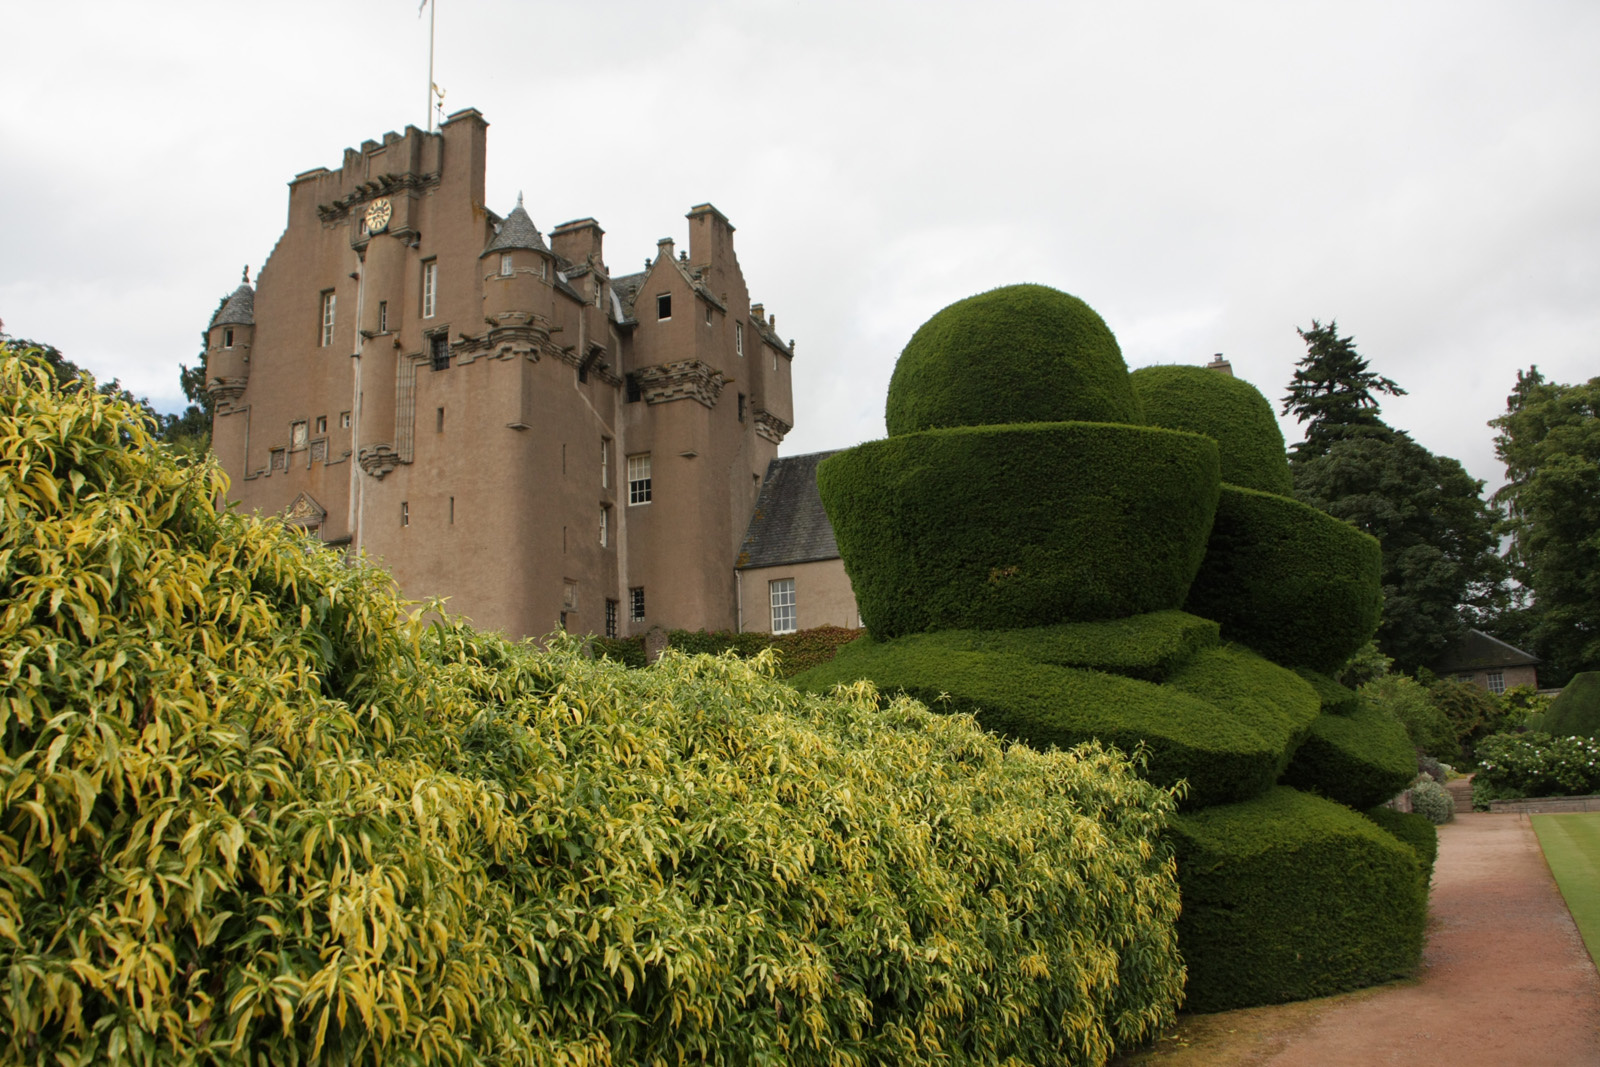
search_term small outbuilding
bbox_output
[1429,629,1539,694]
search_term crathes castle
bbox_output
[202,108,857,640]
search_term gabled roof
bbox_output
[737,451,841,569]
[609,271,645,323]
[483,195,550,255]
[211,284,255,327]
[1430,629,1540,673]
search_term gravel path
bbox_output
[1114,812,1600,1066]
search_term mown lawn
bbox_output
[1532,812,1600,968]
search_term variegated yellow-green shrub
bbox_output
[0,347,1184,1066]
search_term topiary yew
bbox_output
[1130,364,1294,494]
[884,284,1141,435]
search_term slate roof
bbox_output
[737,451,842,569]
[610,271,645,323]
[210,284,255,327]
[1430,629,1540,673]
[483,196,550,255]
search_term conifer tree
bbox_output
[1281,320,1406,461]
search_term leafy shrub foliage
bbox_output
[1184,485,1383,672]
[1363,806,1439,883]
[793,636,1315,809]
[1475,731,1600,799]
[1427,676,1512,757]
[1280,702,1418,810]
[1408,778,1456,824]
[1527,671,1600,738]
[1362,673,1458,758]
[1130,364,1293,494]
[819,422,1220,635]
[0,352,1190,1065]
[884,284,1140,435]
[1170,788,1428,1013]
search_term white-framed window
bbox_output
[601,438,610,489]
[340,411,352,429]
[769,578,797,634]
[627,453,651,505]
[320,291,336,347]
[599,506,609,547]
[705,305,713,325]
[401,501,409,527]
[422,260,438,319]
[630,586,645,622]
[656,293,671,321]
[377,301,388,333]
[500,252,514,277]
[735,321,743,356]
[316,416,327,434]
[1486,670,1505,694]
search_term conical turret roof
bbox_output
[211,283,255,327]
[484,194,550,255]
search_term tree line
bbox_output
[1282,321,1597,686]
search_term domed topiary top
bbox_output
[1130,364,1293,494]
[885,284,1140,436]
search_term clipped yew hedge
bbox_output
[1170,788,1428,1013]
[792,635,1308,809]
[1528,671,1600,738]
[1364,806,1440,884]
[1130,364,1293,495]
[1280,701,1418,810]
[1184,485,1383,672]
[0,351,1187,1066]
[1293,667,1362,716]
[884,284,1140,435]
[908,610,1221,682]
[819,422,1220,635]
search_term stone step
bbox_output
[1445,775,1475,814]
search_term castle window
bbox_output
[625,374,642,403]
[738,393,746,423]
[290,420,309,450]
[627,454,652,506]
[320,291,336,347]
[340,411,352,429]
[601,438,610,489]
[735,321,743,356]
[316,416,327,434]
[500,252,514,277]
[378,301,388,333]
[605,599,618,639]
[449,496,455,524]
[224,328,234,348]
[430,334,450,371]
[401,501,409,527]
[599,505,609,547]
[630,586,645,622]
[656,293,671,321]
[436,406,445,433]
[769,578,797,634]
[563,581,578,613]
[705,305,712,325]
[1487,670,1505,694]
[422,260,438,319]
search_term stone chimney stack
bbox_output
[1206,352,1234,376]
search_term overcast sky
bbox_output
[3,1,1596,491]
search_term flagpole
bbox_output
[426,0,437,131]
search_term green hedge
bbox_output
[0,349,1188,1066]
[810,610,1216,682]
[792,635,1308,809]
[1529,671,1600,738]
[884,284,1140,435]
[1363,806,1440,884]
[590,625,864,678]
[1170,788,1428,1012]
[1362,673,1458,757]
[1130,364,1293,494]
[1280,701,1419,810]
[819,423,1220,635]
[1184,485,1382,672]
[1293,667,1362,715]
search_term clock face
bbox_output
[365,198,392,234]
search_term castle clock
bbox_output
[365,198,392,234]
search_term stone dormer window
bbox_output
[656,293,671,321]
[500,252,513,277]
